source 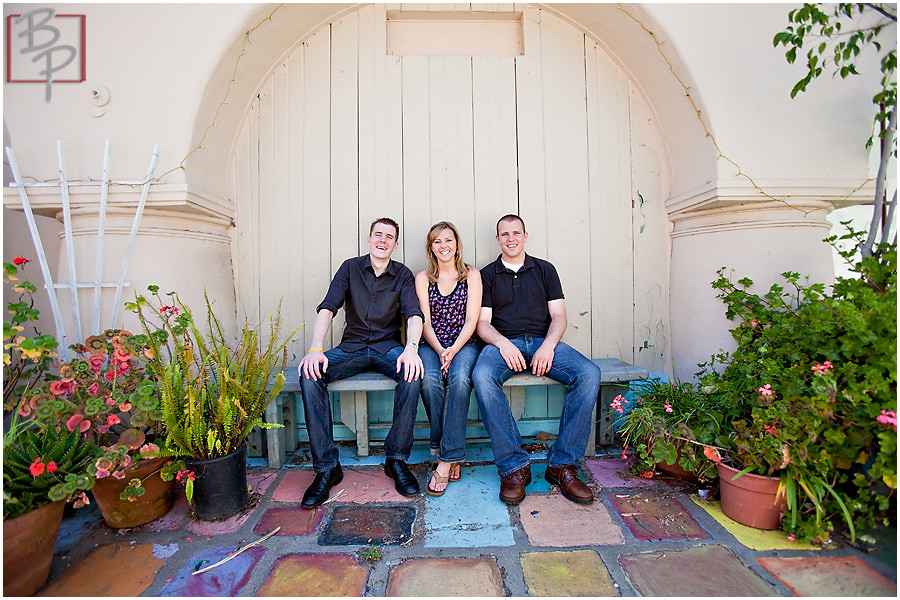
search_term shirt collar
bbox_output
[364,254,398,276]
[493,253,533,273]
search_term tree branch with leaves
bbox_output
[774,3,897,257]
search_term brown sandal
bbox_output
[426,465,450,497]
[449,462,461,482]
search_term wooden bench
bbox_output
[262,358,648,469]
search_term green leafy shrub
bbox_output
[698,229,896,543]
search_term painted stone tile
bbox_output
[157,545,266,596]
[272,469,415,504]
[604,490,713,541]
[254,506,326,537]
[521,549,617,596]
[423,465,515,548]
[758,556,897,597]
[319,505,416,546]
[256,553,368,597]
[38,543,163,597]
[619,544,778,596]
[386,557,504,596]
[520,494,625,547]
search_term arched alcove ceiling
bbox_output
[185,3,716,207]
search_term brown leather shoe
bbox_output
[545,464,594,504]
[499,464,532,505]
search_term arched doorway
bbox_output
[227,4,670,377]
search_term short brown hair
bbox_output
[496,214,526,235]
[370,217,400,238]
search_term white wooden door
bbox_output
[230,4,670,379]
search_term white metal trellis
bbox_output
[5,141,159,360]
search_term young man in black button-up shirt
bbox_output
[297,217,425,507]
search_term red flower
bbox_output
[29,458,45,477]
[764,424,777,436]
[45,461,58,473]
[13,257,30,265]
[703,446,722,463]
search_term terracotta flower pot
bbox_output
[92,456,175,528]
[3,500,65,596]
[717,462,786,530]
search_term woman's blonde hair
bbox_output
[425,221,469,283]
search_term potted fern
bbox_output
[125,286,297,520]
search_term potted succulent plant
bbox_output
[24,329,177,528]
[125,286,297,520]
[2,257,96,596]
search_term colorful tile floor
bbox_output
[37,442,897,597]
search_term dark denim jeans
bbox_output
[299,346,422,472]
[472,337,601,476]
[419,343,479,463]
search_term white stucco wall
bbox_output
[3,3,885,378]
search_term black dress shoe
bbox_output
[384,458,420,497]
[301,464,343,508]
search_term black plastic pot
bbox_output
[183,443,248,520]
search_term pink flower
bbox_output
[116,360,131,373]
[66,414,92,433]
[88,382,100,397]
[105,398,116,406]
[139,443,160,456]
[73,492,90,509]
[49,380,76,397]
[95,469,110,479]
[664,402,673,413]
[876,410,897,431]
[66,414,84,432]
[112,470,126,479]
[113,347,134,362]
[107,414,121,426]
[787,534,796,542]
[97,425,110,434]
[29,458,45,477]
[811,361,833,373]
[610,395,626,414]
[758,384,773,397]
[88,355,105,372]
[764,424,777,436]
[620,447,629,460]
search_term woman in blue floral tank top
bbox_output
[414,221,482,496]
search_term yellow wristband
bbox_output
[308,347,324,353]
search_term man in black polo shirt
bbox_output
[474,214,601,505]
[297,217,424,507]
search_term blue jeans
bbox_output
[420,343,479,463]
[472,337,601,476]
[299,346,422,472]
